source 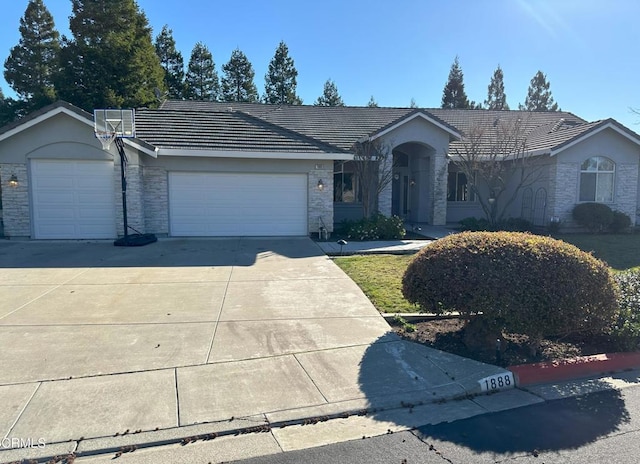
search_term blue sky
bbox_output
[1,0,639,128]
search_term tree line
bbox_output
[0,0,559,127]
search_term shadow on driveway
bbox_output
[0,237,324,268]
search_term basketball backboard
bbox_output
[94,109,135,137]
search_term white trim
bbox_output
[157,148,353,160]
[368,112,461,142]
[122,139,158,158]
[550,122,640,156]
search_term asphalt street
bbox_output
[229,383,640,464]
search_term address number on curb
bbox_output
[479,372,516,392]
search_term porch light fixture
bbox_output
[317,179,325,191]
[410,178,416,187]
[8,174,18,187]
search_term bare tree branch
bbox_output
[450,115,546,226]
[351,138,394,219]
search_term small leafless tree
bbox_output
[352,138,394,219]
[451,115,545,226]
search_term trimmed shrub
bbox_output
[342,214,406,241]
[612,270,640,351]
[610,211,632,233]
[402,232,618,348]
[572,203,614,232]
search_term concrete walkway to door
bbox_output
[0,238,512,463]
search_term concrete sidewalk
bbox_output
[0,237,508,464]
[315,224,456,255]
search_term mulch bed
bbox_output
[393,318,621,367]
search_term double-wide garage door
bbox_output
[31,160,116,239]
[169,172,308,236]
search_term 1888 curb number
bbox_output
[479,372,515,392]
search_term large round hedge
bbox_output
[402,231,617,340]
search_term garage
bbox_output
[31,159,116,239]
[169,172,308,236]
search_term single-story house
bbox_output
[1,100,639,239]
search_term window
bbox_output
[447,171,474,202]
[334,161,360,203]
[579,156,614,202]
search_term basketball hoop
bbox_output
[96,131,117,151]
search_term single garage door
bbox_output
[169,172,308,236]
[31,159,116,239]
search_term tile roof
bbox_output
[156,101,598,156]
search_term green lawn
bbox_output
[556,234,640,271]
[334,233,640,314]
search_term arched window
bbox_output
[579,156,614,203]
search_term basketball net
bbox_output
[96,131,117,151]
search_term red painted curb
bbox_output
[508,352,640,387]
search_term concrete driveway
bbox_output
[0,238,507,462]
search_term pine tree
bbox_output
[155,25,185,99]
[184,42,219,101]
[56,0,165,110]
[4,0,60,108]
[367,96,379,107]
[220,48,258,102]
[314,79,344,106]
[519,70,559,111]
[441,56,470,109]
[263,41,301,105]
[484,65,509,110]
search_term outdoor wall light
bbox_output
[317,179,324,191]
[8,174,18,187]
[410,178,416,187]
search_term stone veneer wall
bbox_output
[308,167,333,233]
[113,159,145,236]
[431,155,448,225]
[0,163,30,237]
[143,167,169,235]
[552,162,638,228]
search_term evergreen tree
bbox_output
[184,42,219,101]
[4,0,60,108]
[519,70,559,111]
[441,56,470,109]
[263,41,301,105]
[367,95,379,107]
[314,79,344,106]
[155,25,185,99]
[56,0,165,110]
[484,65,509,110]
[220,48,258,102]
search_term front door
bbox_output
[391,168,410,219]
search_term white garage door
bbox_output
[31,160,116,239]
[169,172,308,236]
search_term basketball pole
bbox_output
[114,137,129,242]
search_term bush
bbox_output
[610,211,632,233]
[402,232,618,349]
[572,203,614,232]
[342,214,406,241]
[611,270,640,351]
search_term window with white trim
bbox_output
[333,161,360,203]
[579,156,614,203]
[447,171,475,202]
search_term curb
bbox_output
[508,352,640,387]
